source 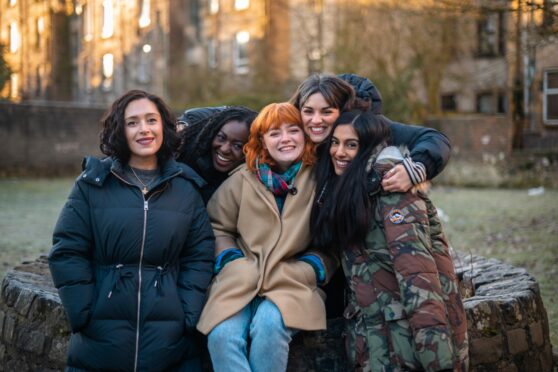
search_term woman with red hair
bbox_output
[197,102,337,372]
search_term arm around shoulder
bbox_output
[388,120,451,180]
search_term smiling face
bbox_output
[300,93,341,144]
[330,124,360,176]
[262,123,305,172]
[124,98,163,169]
[211,120,249,173]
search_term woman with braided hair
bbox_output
[177,106,258,203]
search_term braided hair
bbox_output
[177,106,258,167]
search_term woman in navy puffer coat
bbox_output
[49,90,215,371]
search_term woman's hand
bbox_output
[381,164,412,193]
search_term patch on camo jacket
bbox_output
[388,208,405,224]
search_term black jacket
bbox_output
[49,157,215,371]
[388,120,450,180]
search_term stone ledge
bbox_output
[0,254,554,371]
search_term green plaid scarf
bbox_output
[256,159,301,213]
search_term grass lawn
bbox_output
[0,179,556,347]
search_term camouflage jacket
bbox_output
[342,146,468,372]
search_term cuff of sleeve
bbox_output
[402,157,427,185]
[298,254,326,285]
[214,248,244,274]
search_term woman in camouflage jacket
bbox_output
[311,110,469,372]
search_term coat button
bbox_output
[82,173,87,178]
[95,177,100,182]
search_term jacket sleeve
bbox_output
[206,172,243,256]
[48,181,95,333]
[178,191,215,332]
[298,249,339,285]
[388,120,451,180]
[379,192,454,371]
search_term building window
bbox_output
[35,66,42,96]
[83,61,91,92]
[138,45,151,83]
[9,22,20,53]
[139,0,151,28]
[441,94,457,112]
[543,69,558,125]
[10,73,18,99]
[35,17,44,49]
[476,91,506,114]
[234,31,249,74]
[497,92,507,114]
[83,4,94,41]
[208,38,217,68]
[102,53,114,90]
[102,0,114,38]
[234,0,249,10]
[209,0,219,14]
[542,0,558,29]
[477,11,505,57]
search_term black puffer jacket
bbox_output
[49,157,215,371]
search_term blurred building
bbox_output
[0,0,556,148]
[69,0,173,104]
[435,0,558,146]
[0,0,72,101]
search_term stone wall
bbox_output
[0,254,554,371]
[0,102,105,176]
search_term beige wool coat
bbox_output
[196,164,337,335]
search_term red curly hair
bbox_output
[244,102,315,171]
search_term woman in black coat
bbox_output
[49,90,215,371]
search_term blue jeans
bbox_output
[207,298,295,372]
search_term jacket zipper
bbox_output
[111,169,178,372]
[133,198,148,372]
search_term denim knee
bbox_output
[208,317,248,352]
[250,300,288,337]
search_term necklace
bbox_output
[129,166,155,195]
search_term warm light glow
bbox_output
[9,0,16,6]
[102,54,114,78]
[37,17,45,34]
[102,0,115,38]
[84,4,93,41]
[75,3,83,15]
[142,44,151,53]
[234,0,249,10]
[139,0,151,28]
[209,0,219,14]
[236,31,250,44]
[10,73,18,99]
[9,22,20,53]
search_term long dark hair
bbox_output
[311,110,391,253]
[176,106,257,169]
[99,90,179,165]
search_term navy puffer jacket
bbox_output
[49,156,215,371]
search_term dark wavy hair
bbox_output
[99,90,179,165]
[176,106,258,168]
[289,74,356,112]
[311,110,391,253]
